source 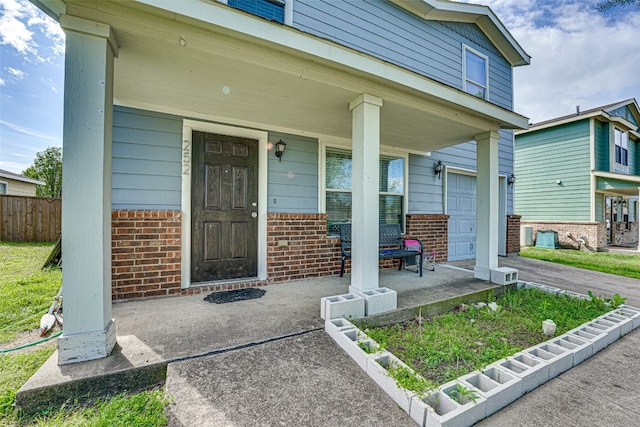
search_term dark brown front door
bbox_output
[191,131,258,282]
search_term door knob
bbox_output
[251,212,257,218]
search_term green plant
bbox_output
[611,293,627,307]
[588,291,627,310]
[388,366,435,397]
[447,383,479,404]
[357,340,376,354]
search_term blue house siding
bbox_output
[515,121,592,221]
[408,130,515,214]
[267,132,319,213]
[112,106,182,210]
[293,0,513,110]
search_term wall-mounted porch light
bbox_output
[434,160,443,178]
[275,139,286,162]
[507,174,516,186]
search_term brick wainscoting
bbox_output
[521,221,605,251]
[506,215,521,255]
[405,214,449,262]
[267,213,342,282]
[111,210,182,300]
[112,211,455,300]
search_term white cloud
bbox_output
[0,118,59,141]
[0,0,38,55]
[0,159,32,174]
[0,0,64,61]
[461,0,640,123]
[6,66,24,78]
[0,77,4,86]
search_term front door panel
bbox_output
[191,131,258,282]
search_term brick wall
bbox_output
[110,211,454,300]
[266,213,342,282]
[521,221,604,251]
[111,210,182,300]
[506,215,521,255]
[405,214,449,262]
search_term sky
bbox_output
[0,0,639,174]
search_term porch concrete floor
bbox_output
[16,256,640,426]
[16,264,494,419]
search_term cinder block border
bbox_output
[324,286,640,426]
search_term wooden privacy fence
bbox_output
[0,195,61,242]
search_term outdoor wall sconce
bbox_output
[617,196,627,207]
[434,160,443,178]
[507,174,516,186]
[275,139,286,162]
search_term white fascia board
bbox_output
[518,111,639,137]
[0,171,45,186]
[133,0,528,130]
[389,0,530,67]
[29,0,65,20]
[516,111,604,135]
[608,116,640,137]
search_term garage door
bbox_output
[448,173,476,261]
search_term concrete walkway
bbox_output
[17,255,640,426]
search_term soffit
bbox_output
[64,0,527,152]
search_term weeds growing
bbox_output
[365,288,616,390]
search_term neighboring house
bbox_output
[515,99,640,251]
[0,169,45,196]
[30,0,529,364]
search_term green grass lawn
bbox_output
[520,247,640,279]
[0,242,169,426]
[0,242,61,344]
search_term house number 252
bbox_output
[182,140,191,175]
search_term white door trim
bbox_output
[181,120,268,288]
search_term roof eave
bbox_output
[389,0,530,67]
[28,0,65,20]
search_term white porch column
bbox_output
[349,94,383,293]
[474,131,500,280]
[637,187,640,252]
[57,15,119,364]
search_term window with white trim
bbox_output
[325,147,405,235]
[0,182,6,195]
[463,46,488,100]
[614,127,628,166]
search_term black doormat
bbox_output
[203,288,266,304]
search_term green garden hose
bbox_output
[0,331,62,354]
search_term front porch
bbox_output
[16,265,500,413]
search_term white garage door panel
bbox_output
[448,173,476,261]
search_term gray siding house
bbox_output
[31,0,529,364]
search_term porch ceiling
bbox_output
[68,0,525,151]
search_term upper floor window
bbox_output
[325,147,405,235]
[463,46,488,100]
[0,182,6,195]
[227,0,285,23]
[615,128,628,166]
